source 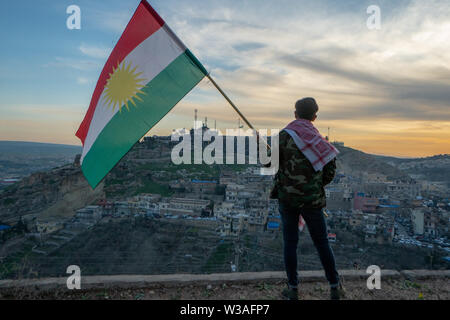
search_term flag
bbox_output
[76,0,207,188]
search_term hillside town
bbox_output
[2,130,447,269]
[66,163,450,250]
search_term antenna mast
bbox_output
[194,109,198,129]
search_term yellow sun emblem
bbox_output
[103,60,146,113]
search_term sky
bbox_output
[0,0,449,157]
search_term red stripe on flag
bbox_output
[76,1,165,144]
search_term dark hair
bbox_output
[295,97,318,120]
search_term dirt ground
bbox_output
[1,277,448,300]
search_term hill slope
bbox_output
[333,145,411,180]
[374,153,450,185]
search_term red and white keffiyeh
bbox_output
[283,119,340,172]
[298,215,306,232]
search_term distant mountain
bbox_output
[373,153,450,164]
[0,141,82,180]
[372,153,450,184]
[0,141,81,157]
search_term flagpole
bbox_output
[206,74,270,150]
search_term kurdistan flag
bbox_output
[76,0,208,188]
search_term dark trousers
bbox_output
[279,203,339,288]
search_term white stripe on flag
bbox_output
[81,26,185,163]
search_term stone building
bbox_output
[159,197,210,216]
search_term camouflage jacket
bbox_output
[271,130,336,209]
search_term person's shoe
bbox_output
[330,282,345,300]
[282,287,299,300]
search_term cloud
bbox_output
[166,0,450,125]
[5,0,450,156]
[88,6,135,33]
[277,53,450,120]
[44,57,101,71]
[77,77,90,85]
[79,44,111,59]
[233,42,267,52]
[148,0,450,156]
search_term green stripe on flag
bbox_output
[185,49,208,76]
[82,51,206,188]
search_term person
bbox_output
[271,97,345,300]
